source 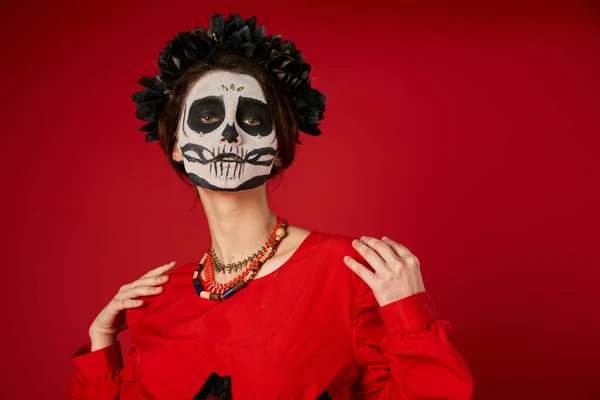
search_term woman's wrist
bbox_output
[89,327,117,352]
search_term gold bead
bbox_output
[275,227,286,239]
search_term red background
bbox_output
[1,1,599,399]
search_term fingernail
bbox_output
[382,236,388,240]
[160,275,168,281]
[154,287,162,292]
[352,240,359,246]
[343,256,350,262]
[361,236,368,241]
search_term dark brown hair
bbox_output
[157,52,298,185]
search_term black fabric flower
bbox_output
[193,372,231,400]
[130,76,169,142]
[131,13,326,143]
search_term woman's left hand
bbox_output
[344,236,426,307]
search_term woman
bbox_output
[66,13,473,399]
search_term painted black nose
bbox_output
[221,124,239,143]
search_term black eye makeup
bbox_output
[236,97,273,137]
[187,96,225,133]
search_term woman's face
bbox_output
[175,71,278,192]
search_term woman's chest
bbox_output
[129,276,358,399]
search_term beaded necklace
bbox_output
[210,247,261,274]
[192,217,287,301]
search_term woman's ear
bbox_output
[172,138,184,163]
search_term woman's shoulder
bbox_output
[126,261,199,322]
[159,261,202,297]
[290,229,367,299]
[315,230,357,248]
[283,227,365,273]
[168,260,202,279]
[301,228,359,256]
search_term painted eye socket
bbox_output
[200,115,219,123]
[244,117,261,126]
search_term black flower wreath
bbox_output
[131,13,326,143]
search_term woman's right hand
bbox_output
[88,261,177,351]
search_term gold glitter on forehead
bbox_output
[221,84,245,92]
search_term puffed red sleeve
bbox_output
[353,281,474,399]
[65,341,142,399]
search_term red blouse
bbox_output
[66,231,473,399]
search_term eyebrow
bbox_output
[237,96,268,107]
[189,95,225,107]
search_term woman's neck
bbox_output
[197,185,277,265]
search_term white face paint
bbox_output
[177,71,278,191]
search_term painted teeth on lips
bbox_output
[215,154,243,162]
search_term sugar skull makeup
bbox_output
[178,71,278,191]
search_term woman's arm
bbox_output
[345,236,473,398]
[65,341,141,399]
[66,261,176,398]
[353,285,474,399]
